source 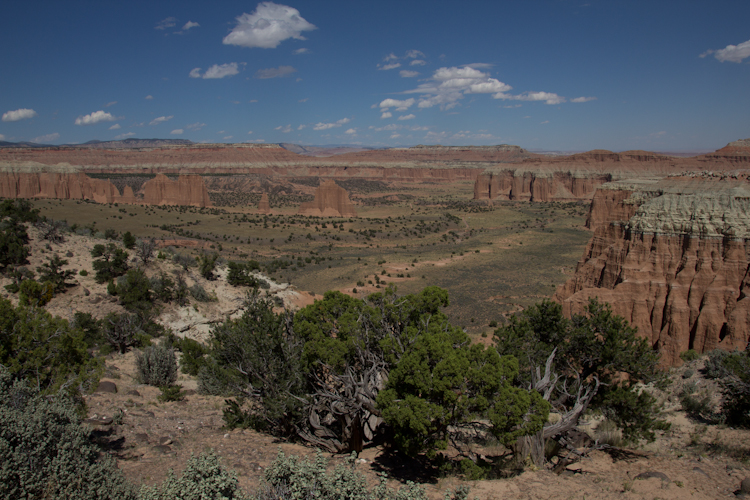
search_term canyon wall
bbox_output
[0,169,211,207]
[554,177,750,365]
[473,169,612,202]
[298,180,358,217]
[258,193,271,214]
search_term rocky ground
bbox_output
[5,222,750,499]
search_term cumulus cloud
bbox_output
[379,98,415,111]
[223,2,316,49]
[182,21,199,30]
[149,116,173,125]
[200,63,240,79]
[75,110,115,125]
[171,129,184,135]
[381,111,392,119]
[410,59,426,66]
[104,101,117,107]
[405,50,425,59]
[398,114,415,120]
[145,95,153,100]
[155,17,176,30]
[255,65,296,79]
[189,68,202,78]
[293,48,309,55]
[109,124,121,130]
[390,133,401,139]
[571,96,597,103]
[402,66,511,110]
[275,124,292,133]
[400,70,419,78]
[345,128,356,135]
[703,39,750,63]
[2,108,37,122]
[115,132,136,139]
[313,118,351,131]
[32,132,59,143]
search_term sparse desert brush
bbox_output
[595,419,623,447]
[136,342,178,387]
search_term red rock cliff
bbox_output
[554,178,750,365]
[474,169,613,202]
[298,180,357,217]
[142,174,212,207]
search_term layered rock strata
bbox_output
[473,170,612,202]
[554,178,750,365]
[142,174,212,207]
[298,180,357,217]
[0,169,211,207]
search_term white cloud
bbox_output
[104,101,117,107]
[571,96,597,103]
[189,68,202,78]
[109,124,121,130]
[313,117,350,131]
[540,120,550,124]
[390,133,400,139]
[145,95,153,100]
[405,50,425,59]
[255,65,296,79]
[467,79,512,94]
[403,66,509,110]
[495,91,565,105]
[379,98,415,111]
[203,63,239,79]
[297,124,306,130]
[293,48,309,55]
[398,114,415,121]
[381,111,392,119]
[275,124,292,133]
[410,59,426,66]
[400,70,419,78]
[149,115,173,126]
[371,124,400,132]
[2,108,37,122]
[223,2,316,49]
[155,17,176,30]
[32,132,59,143]
[115,132,136,139]
[171,129,184,135]
[378,62,401,70]
[182,21,199,30]
[75,110,115,125]
[345,128,356,134]
[384,53,398,61]
[712,39,750,63]
[185,122,206,131]
[223,135,233,140]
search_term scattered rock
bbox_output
[635,471,670,482]
[96,381,118,393]
[125,389,141,397]
[152,445,172,454]
[134,433,150,443]
[741,477,750,494]
[159,437,172,446]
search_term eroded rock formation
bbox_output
[142,174,212,207]
[298,180,357,217]
[554,177,750,365]
[258,193,271,214]
[473,170,612,202]
[0,169,211,207]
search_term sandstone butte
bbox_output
[257,193,271,214]
[298,179,358,217]
[0,166,211,207]
[554,172,750,366]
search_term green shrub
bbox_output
[177,337,209,376]
[122,231,136,249]
[190,284,217,302]
[158,385,185,402]
[18,279,55,306]
[79,269,89,276]
[680,349,700,362]
[37,253,76,293]
[717,350,750,427]
[0,298,102,395]
[150,272,175,303]
[198,252,219,280]
[91,243,129,283]
[227,261,265,288]
[102,312,145,354]
[0,217,31,272]
[704,349,731,379]
[136,343,178,387]
[139,452,244,500]
[0,367,137,500]
[680,393,714,421]
[116,268,153,317]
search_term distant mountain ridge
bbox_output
[0,138,194,149]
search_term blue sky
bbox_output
[1,0,749,151]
